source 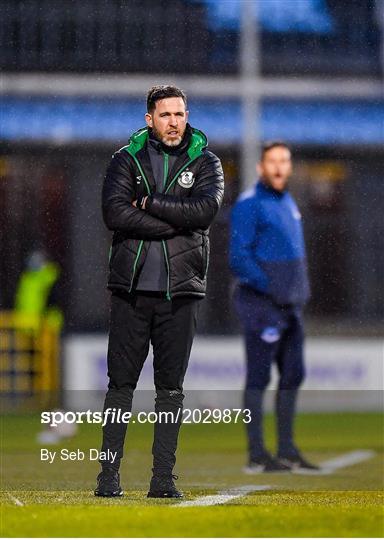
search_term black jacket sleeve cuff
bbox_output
[144,194,154,212]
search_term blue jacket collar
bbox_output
[257,179,287,198]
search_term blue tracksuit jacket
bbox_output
[229,180,310,306]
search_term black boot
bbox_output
[94,468,123,497]
[147,473,183,498]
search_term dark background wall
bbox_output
[1,143,383,334]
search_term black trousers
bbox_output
[100,290,199,475]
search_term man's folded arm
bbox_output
[102,151,179,240]
[145,153,224,229]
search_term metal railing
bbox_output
[0,311,60,411]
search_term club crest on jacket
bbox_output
[260,327,281,343]
[178,171,194,188]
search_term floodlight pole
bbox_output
[240,0,262,190]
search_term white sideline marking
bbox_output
[176,484,271,507]
[176,450,376,506]
[7,494,24,506]
[293,449,376,476]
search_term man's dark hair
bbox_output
[147,85,187,113]
[261,141,291,160]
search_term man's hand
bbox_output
[132,196,148,209]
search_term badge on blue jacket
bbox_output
[260,326,281,343]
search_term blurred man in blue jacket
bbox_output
[230,141,318,473]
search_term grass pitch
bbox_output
[1,412,383,537]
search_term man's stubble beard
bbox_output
[152,125,183,147]
[262,175,289,192]
[163,136,182,147]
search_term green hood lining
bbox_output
[121,125,208,161]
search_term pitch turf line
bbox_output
[293,449,376,476]
[6,494,24,507]
[175,450,376,506]
[2,450,376,510]
[176,484,271,507]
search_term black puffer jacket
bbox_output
[102,124,224,299]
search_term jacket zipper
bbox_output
[161,157,199,298]
[162,152,169,188]
[161,152,171,300]
[203,239,209,279]
[129,240,144,292]
[128,155,152,293]
[162,241,171,301]
[129,153,199,298]
[131,156,151,195]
